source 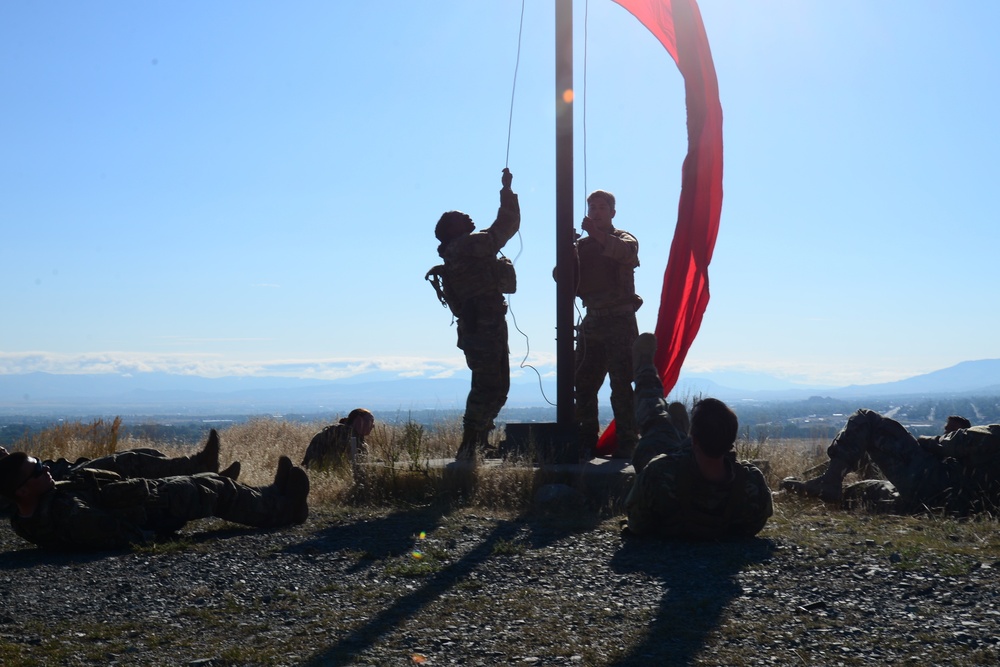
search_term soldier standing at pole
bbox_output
[427,169,520,463]
[572,189,641,459]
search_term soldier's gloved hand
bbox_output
[501,167,513,189]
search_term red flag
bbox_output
[596,0,724,456]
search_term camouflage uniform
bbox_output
[1,446,217,517]
[302,422,364,470]
[9,468,307,551]
[574,228,640,454]
[48,447,213,481]
[624,364,773,540]
[826,409,1000,514]
[433,185,520,442]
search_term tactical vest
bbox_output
[426,255,515,318]
[575,232,637,309]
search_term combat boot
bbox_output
[577,428,598,462]
[219,461,241,481]
[632,332,657,372]
[612,432,638,460]
[455,427,483,464]
[193,429,221,473]
[273,455,293,492]
[282,465,310,525]
[781,458,850,503]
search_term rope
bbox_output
[502,0,557,406]
[568,0,591,376]
[505,0,526,169]
[583,0,590,198]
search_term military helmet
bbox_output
[435,211,475,244]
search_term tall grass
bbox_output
[9,416,834,511]
[13,416,127,461]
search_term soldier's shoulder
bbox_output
[642,452,691,477]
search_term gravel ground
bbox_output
[2,500,1000,666]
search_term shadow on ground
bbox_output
[608,535,776,666]
[295,503,602,666]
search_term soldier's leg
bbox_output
[606,317,639,457]
[783,410,903,502]
[458,324,509,461]
[864,422,953,510]
[476,319,511,428]
[630,334,685,474]
[75,430,221,478]
[144,456,309,534]
[574,322,607,455]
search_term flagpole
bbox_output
[555,0,576,458]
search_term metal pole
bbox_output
[555,0,575,442]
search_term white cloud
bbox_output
[0,351,496,381]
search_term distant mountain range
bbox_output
[1,359,998,417]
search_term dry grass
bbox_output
[13,416,128,462]
[10,416,834,512]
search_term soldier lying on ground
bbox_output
[782,410,1000,515]
[622,333,773,540]
[0,447,309,551]
[0,429,235,481]
[301,408,375,470]
[0,431,238,516]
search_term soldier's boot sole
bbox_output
[220,461,241,481]
[195,429,221,473]
[274,456,293,493]
[284,466,310,525]
[632,332,658,372]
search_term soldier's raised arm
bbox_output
[490,168,520,250]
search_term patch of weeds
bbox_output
[276,586,305,601]
[132,536,197,555]
[491,538,526,556]
[384,551,442,577]
[0,641,37,667]
[938,556,974,576]
[218,644,275,665]
[177,607,216,622]
[456,578,484,592]
[402,417,429,472]
[890,545,924,571]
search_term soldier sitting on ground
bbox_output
[782,410,1000,515]
[622,333,773,540]
[301,408,375,470]
[0,444,309,551]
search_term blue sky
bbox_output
[2,0,998,391]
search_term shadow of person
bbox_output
[608,535,776,666]
[0,546,112,571]
[280,504,452,575]
[296,500,612,666]
[300,514,524,666]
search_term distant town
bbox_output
[2,394,998,449]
